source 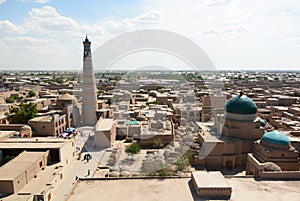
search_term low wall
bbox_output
[259,171,300,179]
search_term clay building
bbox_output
[0,151,49,194]
[29,114,67,137]
[246,131,300,177]
[94,118,116,148]
[192,93,265,169]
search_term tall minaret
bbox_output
[82,36,97,126]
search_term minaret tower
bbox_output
[82,36,97,126]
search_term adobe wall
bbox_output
[259,171,300,179]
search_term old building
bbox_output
[94,118,116,148]
[193,93,265,169]
[0,151,49,194]
[246,131,300,178]
[29,114,67,137]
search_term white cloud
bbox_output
[203,25,246,34]
[0,6,164,69]
[0,20,26,35]
[2,36,55,48]
[205,0,234,7]
[25,6,80,34]
[22,6,162,43]
[0,0,6,4]
[102,10,163,35]
[2,1,300,70]
[130,10,163,24]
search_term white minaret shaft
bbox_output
[82,36,97,126]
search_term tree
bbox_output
[125,142,141,158]
[173,156,189,171]
[27,90,36,97]
[153,138,164,149]
[107,98,112,105]
[10,103,38,124]
[52,76,64,84]
[5,96,15,103]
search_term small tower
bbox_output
[82,36,97,126]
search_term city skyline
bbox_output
[0,0,300,71]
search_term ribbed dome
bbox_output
[225,94,257,114]
[261,131,290,145]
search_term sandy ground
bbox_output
[68,178,300,201]
[227,178,300,201]
[68,179,196,201]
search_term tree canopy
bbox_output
[27,90,36,97]
[153,138,164,149]
[5,96,15,103]
[125,142,141,157]
[10,102,38,124]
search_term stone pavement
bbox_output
[52,127,107,201]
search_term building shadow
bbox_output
[220,166,245,176]
[187,180,204,201]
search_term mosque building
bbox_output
[193,92,266,169]
[192,91,300,175]
[246,130,299,176]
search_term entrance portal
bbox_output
[225,160,233,169]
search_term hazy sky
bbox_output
[0,0,300,71]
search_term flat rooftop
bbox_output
[0,151,47,180]
[68,177,300,201]
[0,131,16,139]
[0,138,69,149]
[192,171,230,188]
[19,164,63,195]
[196,122,232,143]
[0,142,65,149]
[1,137,67,143]
[29,114,60,122]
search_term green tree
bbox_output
[5,96,15,103]
[107,98,112,105]
[27,90,36,97]
[173,156,189,171]
[149,165,175,177]
[125,142,141,158]
[153,138,164,149]
[10,103,38,124]
[52,76,64,84]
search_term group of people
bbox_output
[84,153,92,162]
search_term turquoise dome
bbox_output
[225,94,257,114]
[261,131,290,145]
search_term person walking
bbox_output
[87,169,90,176]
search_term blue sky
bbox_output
[0,0,300,71]
[0,0,142,23]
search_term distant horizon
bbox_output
[1,68,300,73]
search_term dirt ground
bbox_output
[68,178,300,201]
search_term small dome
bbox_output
[136,115,146,121]
[259,119,266,127]
[261,131,290,145]
[225,94,257,114]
